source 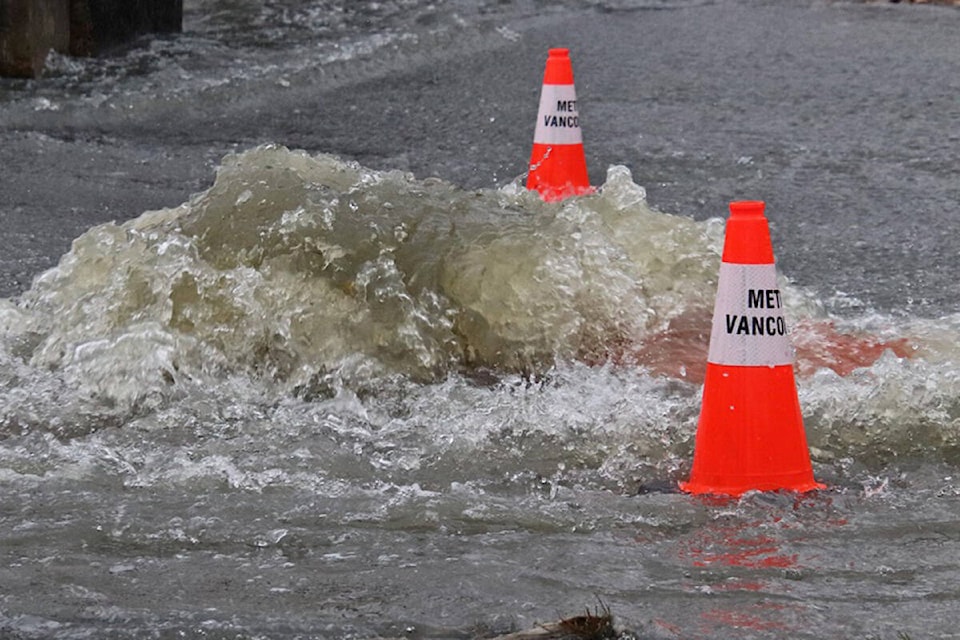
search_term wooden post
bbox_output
[0,0,70,78]
[0,0,182,77]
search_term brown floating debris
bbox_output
[490,603,617,640]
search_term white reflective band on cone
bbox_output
[707,262,794,367]
[533,84,582,145]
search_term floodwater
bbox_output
[1,0,960,638]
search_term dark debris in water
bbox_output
[487,603,622,640]
[634,478,683,496]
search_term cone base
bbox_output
[679,476,826,498]
[681,363,823,497]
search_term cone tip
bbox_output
[729,200,766,219]
[543,48,575,84]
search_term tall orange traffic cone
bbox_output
[681,201,824,497]
[527,48,591,202]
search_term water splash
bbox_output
[1,145,956,479]
[14,146,725,390]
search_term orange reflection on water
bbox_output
[679,522,799,570]
[700,603,795,633]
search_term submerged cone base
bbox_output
[527,143,590,202]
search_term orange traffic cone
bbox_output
[527,48,591,202]
[681,201,824,497]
